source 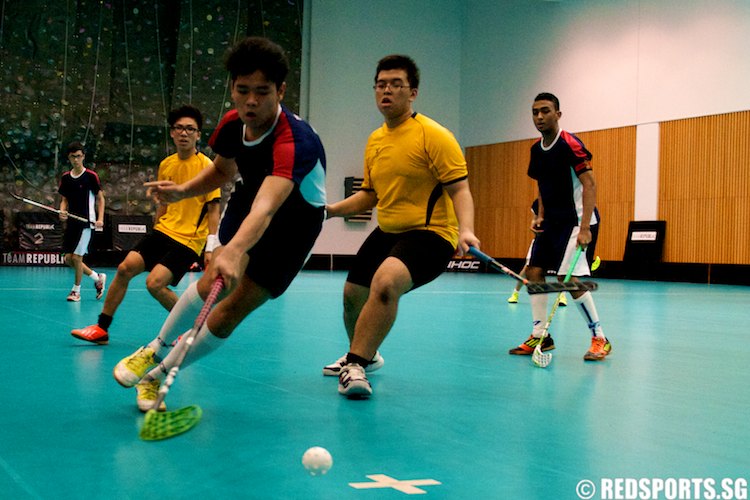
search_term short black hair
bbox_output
[224,36,289,88]
[375,55,420,89]
[534,92,560,111]
[66,141,84,155]
[168,104,203,130]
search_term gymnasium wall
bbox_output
[308,0,750,268]
[466,126,637,263]
[467,109,750,266]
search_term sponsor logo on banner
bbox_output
[446,259,482,272]
[1,251,66,267]
[631,230,658,241]
[24,223,56,230]
[117,224,148,234]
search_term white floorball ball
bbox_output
[302,446,333,476]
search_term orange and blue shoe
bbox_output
[71,324,109,345]
[509,334,555,355]
[584,336,612,361]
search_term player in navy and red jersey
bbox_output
[508,92,612,361]
[111,37,327,412]
[58,141,107,302]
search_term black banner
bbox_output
[17,212,64,251]
[111,215,153,251]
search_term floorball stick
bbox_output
[532,246,584,368]
[468,247,597,294]
[140,276,225,441]
[9,189,91,224]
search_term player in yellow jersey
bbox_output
[71,105,221,345]
[324,55,480,398]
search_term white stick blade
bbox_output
[532,348,552,368]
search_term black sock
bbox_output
[98,313,113,331]
[345,352,370,368]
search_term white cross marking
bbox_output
[349,474,442,494]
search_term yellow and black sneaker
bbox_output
[591,256,601,272]
[509,334,555,355]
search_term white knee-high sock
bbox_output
[574,291,605,338]
[145,323,225,382]
[530,293,549,337]
[147,282,204,355]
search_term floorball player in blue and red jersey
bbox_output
[111,37,327,412]
[508,92,612,362]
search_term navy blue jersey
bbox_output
[209,104,326,211]
[528,130,593,227]
[58,169,102,228]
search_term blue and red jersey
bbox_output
[209,105,326,210]
[528,130,595,227]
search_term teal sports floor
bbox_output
[0,266,748,499]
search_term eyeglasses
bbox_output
[69,153,84,159]
[373,81,411,92]
[171,125,199,134]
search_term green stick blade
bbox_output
[140,405,203,441]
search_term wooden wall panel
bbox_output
[466,127,636,262]
[660,111,750,264]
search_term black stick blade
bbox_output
[526,281,598,294]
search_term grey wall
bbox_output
[307,0,750,255]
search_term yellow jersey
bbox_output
[362,113,468,247]
[154,152,221,254]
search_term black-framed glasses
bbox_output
[373,81,410,92]
[171,125,199,134]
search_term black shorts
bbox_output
[529,223,590,276]
[133,230,201,286]
[62,223,91,255]
[347,228,456,290]
[219,193,324,298]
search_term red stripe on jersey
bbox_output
[85,168,101,185]
[561,131,588,159]
[561,131,591,173]
[271,112,295,180]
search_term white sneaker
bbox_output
[338,363,372,398]
[95,273,107,300]
[322,351,384,376]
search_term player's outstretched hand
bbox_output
[144,180,183,205]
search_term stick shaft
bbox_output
[468,247,528,283]
[541,246,584,335]
[11,192,90,223]
[152,277,225,409]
